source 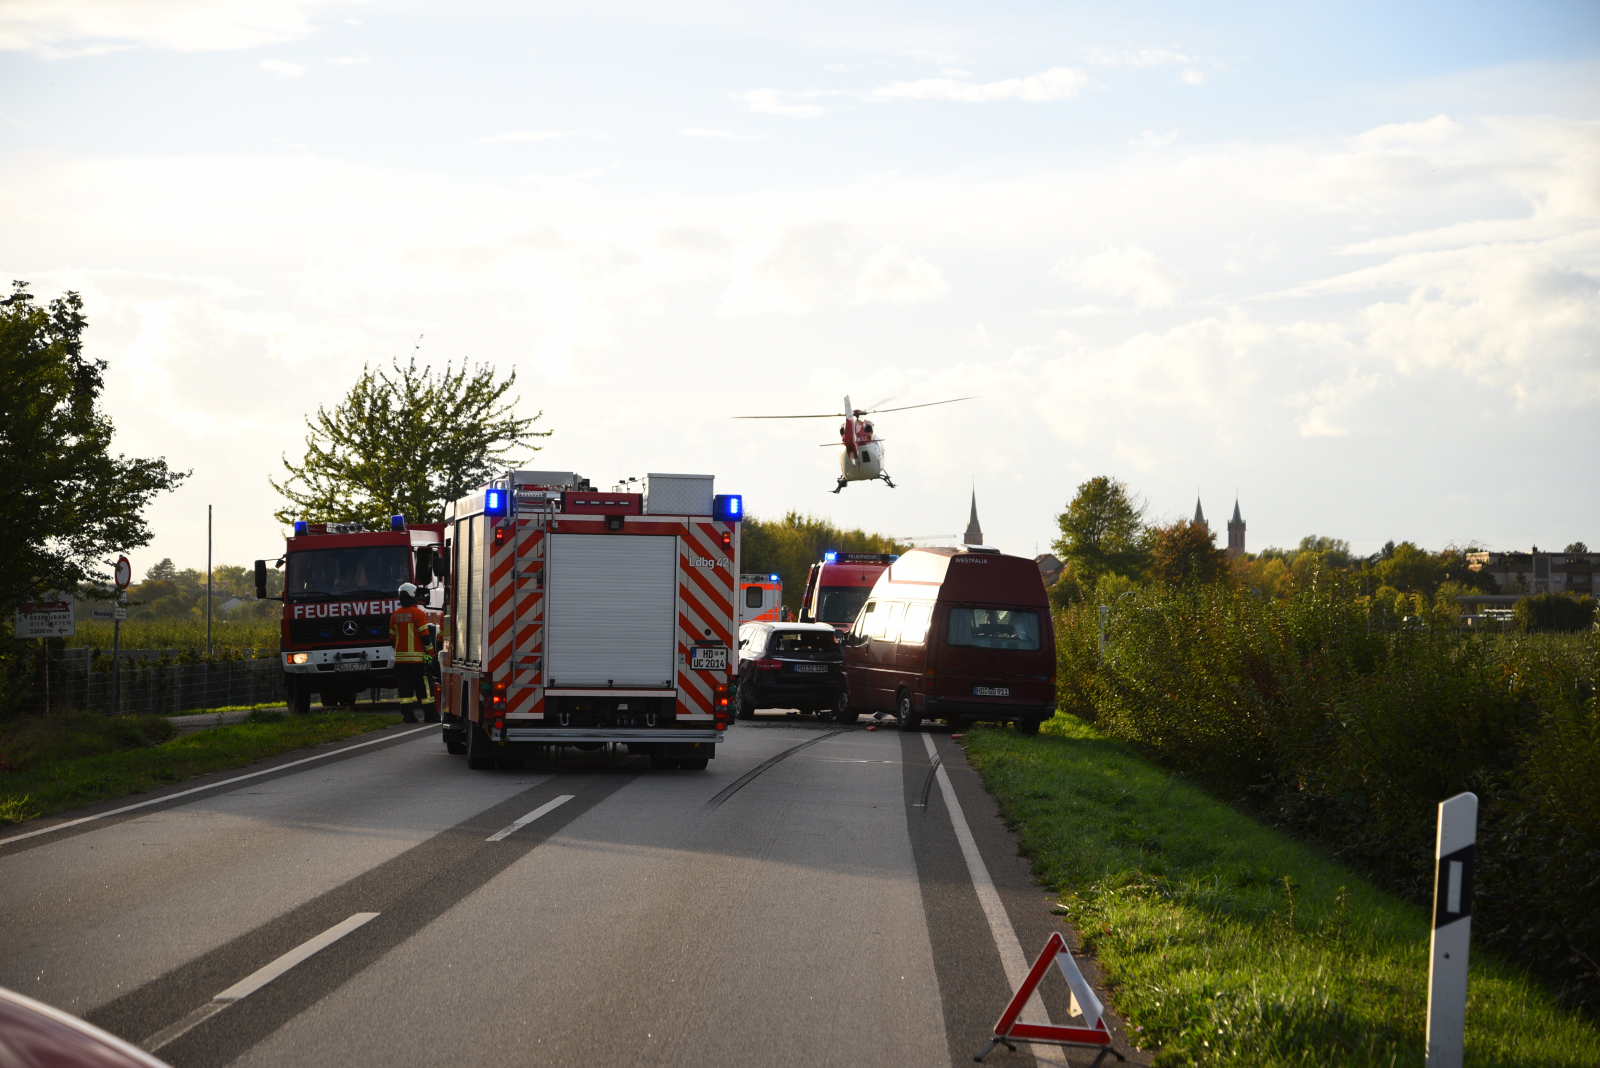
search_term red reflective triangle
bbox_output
[990,932,1112,1047]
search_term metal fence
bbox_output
[67,656,288,717]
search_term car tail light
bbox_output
[753,658,782,671]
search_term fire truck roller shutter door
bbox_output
[546,534,678,687]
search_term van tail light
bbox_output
[753,658,782,671]
[714,683,731,729]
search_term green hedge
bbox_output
[1515,593,1597,633]
[1062,585,1600,1014]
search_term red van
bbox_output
[840,547,1056,733]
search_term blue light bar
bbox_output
[484,488,507,516]
[770,574,779,582]
[390,514,406,531]
[824,551,837,563]
[712,493,743,522]
[293,521,308,537]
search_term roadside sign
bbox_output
[1426,792,1477,1068]
[114,555,132,591]
[14,601,76,638]
[91,607,128,622]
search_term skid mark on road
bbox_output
[702,730,846,812]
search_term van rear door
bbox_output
[934,603,1052,711]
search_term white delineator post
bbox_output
[1425,791,1477,1068]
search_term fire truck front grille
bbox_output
[289,617,391,645]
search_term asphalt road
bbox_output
[0,711,1142,1068]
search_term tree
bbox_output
[0,282,187,608]
[1566,542,1589,554]
[272,350,550,528]
[1051,477,1148,591]
[1147,520,1229,586]
[740,512,906,615]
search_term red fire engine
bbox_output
[437,471,743,770]
[256,517,446,715]
[797,551,896,632]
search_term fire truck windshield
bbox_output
[285,546,411,599]
[817,585,871,624]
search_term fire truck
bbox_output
[256,518,446,715]
[797,551,896,632]
[437,471,743,771]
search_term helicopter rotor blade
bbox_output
[859,396,977,415]
[732,413,845,420]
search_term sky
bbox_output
[3,0,1598,577]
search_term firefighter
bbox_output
[391,582,436,723]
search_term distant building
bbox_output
[1227,499,1246,560]
[1193,496,1207,534]
[1467,550,1599,597]
[964,490,984,546]
[1035,553,1064,587]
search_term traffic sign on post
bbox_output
[114,555,132,591]
[1426,791,1477,1068]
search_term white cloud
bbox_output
[1084,48,1199,68]
[1055,244,1186,309]
[731,88,826,118]
[0,0,332,56]
[719,222,948,315]
[259,58,305,78]
[865,65,1090,103]
[678,128,765,140]
[1130,128,1177,149]
[482,131,599,143]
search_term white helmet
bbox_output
[398,582,420,600]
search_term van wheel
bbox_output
[897,691,922,731]
[465,719,497,770]
[1016,718,1042,736]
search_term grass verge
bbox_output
[961,714,1600,1067]
[0,711,403,825]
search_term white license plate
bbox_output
[795,663,828,673]
[689,647,728,671]
[335,662,369,672]
[973,685,1009,697]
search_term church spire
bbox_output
[1193,495,1207,530]
[1227,495,1246,560]
[964,489,984,546]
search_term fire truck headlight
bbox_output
[290,653,309,664]
[712,494,742,522]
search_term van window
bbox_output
[854,601,878,644]
[745,586,764,609]
[882,602,905,643]
[901,603,932,645]
[868,601,893,640]
[946,607,1041,651]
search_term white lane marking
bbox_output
[486,795,574,841]
[1,727,434,849]
[922,733,1067,1066]
[142,912,380,1052]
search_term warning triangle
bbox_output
[976,932,1121,1062]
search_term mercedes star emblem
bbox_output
[342,620,358,636]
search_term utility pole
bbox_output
[206,504,213,656]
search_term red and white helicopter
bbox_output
[736,395,975,493]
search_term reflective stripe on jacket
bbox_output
[390,605,433,663]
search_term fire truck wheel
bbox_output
[464,719,497,770]
[678,758,709,771]
[444,729,467,755]
[649,756,680,770]
[897,691,922,731]
[287,678,311,716]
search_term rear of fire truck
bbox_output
[257,519,446,715]
[438,471,743,770]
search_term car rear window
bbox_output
[945,608,1042,651]
[767,630,840,657]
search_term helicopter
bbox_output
[735,395,976,493]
